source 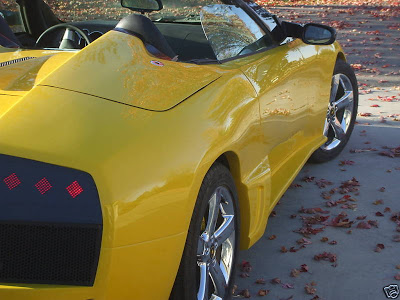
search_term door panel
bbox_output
[240,40,312,205]
[296,43,329,139]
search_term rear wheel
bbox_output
[170,163,239,300]
[310,59,358,163]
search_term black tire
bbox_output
[170,163,240,300]
[309,59,359,163]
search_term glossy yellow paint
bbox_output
[0,30,344,299]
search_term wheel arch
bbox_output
[216,152,251,250]
[337,51,347,62]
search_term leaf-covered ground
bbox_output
[236,3,400,300]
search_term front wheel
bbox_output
[170,163,239,300]
[310,59,359,163]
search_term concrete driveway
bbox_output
[235,4,400,300]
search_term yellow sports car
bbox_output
[0,0,358,299]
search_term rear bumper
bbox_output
[0,231,186,300]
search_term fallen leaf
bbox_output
[290,183,303,188]
[258,289,269,296]
[239,289,251,298]
[379,187,386,192]
[339,160,355,166]
[339,177,360,194]
[302,176,315,182]
[356,216,367,220]
[300,264,309,273]
[314,252,337,263]
[376,212,384,217]
[375,243,385,252]
[357,221,371,229]
[281,246,288,253]
[328,211,353,228]
[350,148,377,153]
[305,283,317,295]
[392,212,400,225]
[297,238,312,246]
[281,282,294,289]
[384,207,392,213]
[255,278,266,284]
[295,226,326,236]
[368,220,379,228]
[329,240,337,245]
[241,261,252,273]
[290,269,300,277]
[393,235,400,242]
[321,237,329,242]
[315,178,333,189]
[395,273,400,281]
[299,207,330,214]
[373,199,384,205]
[271,278,281,284]
[232,284,238,295]
[269,235,277,240]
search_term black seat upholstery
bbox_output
[115,14,176,59]
[0,15,21,47]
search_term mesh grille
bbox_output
[0,222,102,286]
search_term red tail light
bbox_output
[3,173,21,190]
[35,178,52,195]
[66,181,83,198]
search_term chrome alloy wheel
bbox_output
[197,186,236,300]
[322,73,355,151]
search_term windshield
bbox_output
[42,0,224,23]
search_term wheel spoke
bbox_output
[323,119,330,137]
[209,260,227,296]
[205,190,221,234]
[333,91,353,111]
[330,74,340,103]
[214,215,234,246]
[330,116,345,140]
[197,232,209,256]
[197,263,210,300]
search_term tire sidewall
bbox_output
[310,59,359,163]
[171,163,240,300]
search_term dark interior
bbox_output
[60,19,217,62]
[77,19,216,62]
[154,23,216,61]
[5,0,217,62]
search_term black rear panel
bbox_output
[0,154,103,286]
[0,222,102,286]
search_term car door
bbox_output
[235,2,315,204]
[201,3,311,219]
[240,39,313,204]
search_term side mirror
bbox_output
[121,0,163,12]
[302,23,336,45]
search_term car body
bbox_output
[0,0,351,299]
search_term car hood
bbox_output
[0,31,223,111]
